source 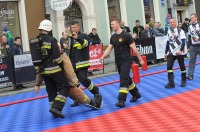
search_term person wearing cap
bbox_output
[165,14,171,25]
[2,27,13,46]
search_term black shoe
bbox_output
[52,113,59,118]
[116,100,125,108]
[180,82,187,87]
[130,93,141,102]
[93,94,103,109]
[49,107,65,118]
[165,83,175,89]
[70,100,79,107]
[186,76,193,80]
[180,80,187,87]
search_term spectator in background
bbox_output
[158,22,165,35]
[2,27,13,47]
[141,24,153,39]
[60,31,69,55]
[182,18,190,41]
[152,22,165,36]
[178,22,183,28]
[165,14,171,25]
[10,37,23,56]
[152,22,165,63]
[182,18,190,40]
[148,18,155,29]
[182,18,190,34]
[88,28,102,76]
[132,33,137,40]
[164,14,172,36]
[88,28,101,44]
[165,25,171,35]
[121,20,131,33]
[0,36,10,56]
[10,37,26,89]
[133,20,144,39]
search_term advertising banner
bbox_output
[88,44,103,72]
[155,36,168,59]
[132,38,156,61]
[0,57,14,88]
[14,54,35,84]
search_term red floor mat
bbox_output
[44,88,200,132]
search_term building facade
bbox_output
[168,0,196,23]
[0,0,45,52]
[48,0,169,62]
[0,0,197,58]
[50,0,169,46]
[0,0,28,51]
[194,0,200,18]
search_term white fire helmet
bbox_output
[38,20,52,31]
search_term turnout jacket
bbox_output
[69,32,90,69]
[35,34,63,74]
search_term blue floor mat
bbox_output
[0,59,200,132]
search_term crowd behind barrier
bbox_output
[0,36,169,89]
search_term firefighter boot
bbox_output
[49,102,58,118]
[49,94,67,118]
[50,107,65,118]
[129,85,141,102]
[84,94,103,110]
[89,85,99,95]
[116,100,125,108]
[93,94,103,109]
[88,94,103,109]
[180,73,187,87]
[165,72,175,88]
[89,85,103,102]
[116,92,127,108]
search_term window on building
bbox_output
[143,0,154,23]
[64,2,83,33]
[107,0,121,21]
[0,2,21,39]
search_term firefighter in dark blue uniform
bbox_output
[100,18,144,108]
[68,21,102,107]
[32,20,70,118]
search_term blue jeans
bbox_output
[188,46,200,78]
[8,38,13,47]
